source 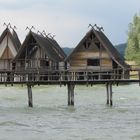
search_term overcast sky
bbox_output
[0,0,140,47]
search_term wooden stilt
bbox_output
[109,83,113,106]
[71,84,75,106]
[27,84,33,107]
[67,84,71,106]
[139,71,140,86]
[0,73,2,82]
[106,83,109,105]
[67,83,75,106]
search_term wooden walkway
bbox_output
[0,67,139,108]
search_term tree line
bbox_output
[125,13,140,64]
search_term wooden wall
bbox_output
[69,39,113,71]
[21,45,61,71]
[0,34,17,70]
[0,35,17,59]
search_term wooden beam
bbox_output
[71,84,75,106]
[67,83,75,106]
[106,83,109,105]
[67,84,71,105]
[139,71,140,86]
[27,84,33,107]
[109,83,113,106]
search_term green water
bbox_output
[0,84,140,140]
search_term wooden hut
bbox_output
[0,28,21,70]
[65,27,130,80]
[14,31,66,81]
[0,28,21,81]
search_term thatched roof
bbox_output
[0,28,21,51]
[15,31,66,61]
[48,37,66,59]
[65,28,129,68]
[12,29,21,51]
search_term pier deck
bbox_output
[0,66,139,107]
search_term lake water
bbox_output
[0,84,140,140]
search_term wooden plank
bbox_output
[71,52,100,59]
[70,60,87,65]
[101,52,110,58]
[101,59,112,67]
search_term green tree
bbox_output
[125,13,140,64]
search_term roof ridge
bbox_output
[0,28,21,51]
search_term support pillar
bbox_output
[139,71,140,86]
[67,83,75,106]
[106,83,113,106]
[106,83,109,105]
[68,84,71,105]
[71,84,75,105]
[27,84,33,107]
[109,83,113,106]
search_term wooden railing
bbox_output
[0,59,139,83]
[0,68,138,83]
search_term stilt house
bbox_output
[14,31,66,80]
[65,27,130,80]
[0,28,21,71]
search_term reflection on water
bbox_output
[0,84,139,139]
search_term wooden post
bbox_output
[71,84,75,106]
[139,71,140,86]
[67,84,71,106]
[27,84,33,107]
[109,83,113,106]
[106,83,109,105]
[122,69,125,79]
[67,83,75,106]
[0,73,2,82]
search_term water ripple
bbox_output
[0,121,30,127]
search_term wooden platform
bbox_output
[0,67,139,108]
[0,79,140,85]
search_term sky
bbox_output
[0,0,140,48]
